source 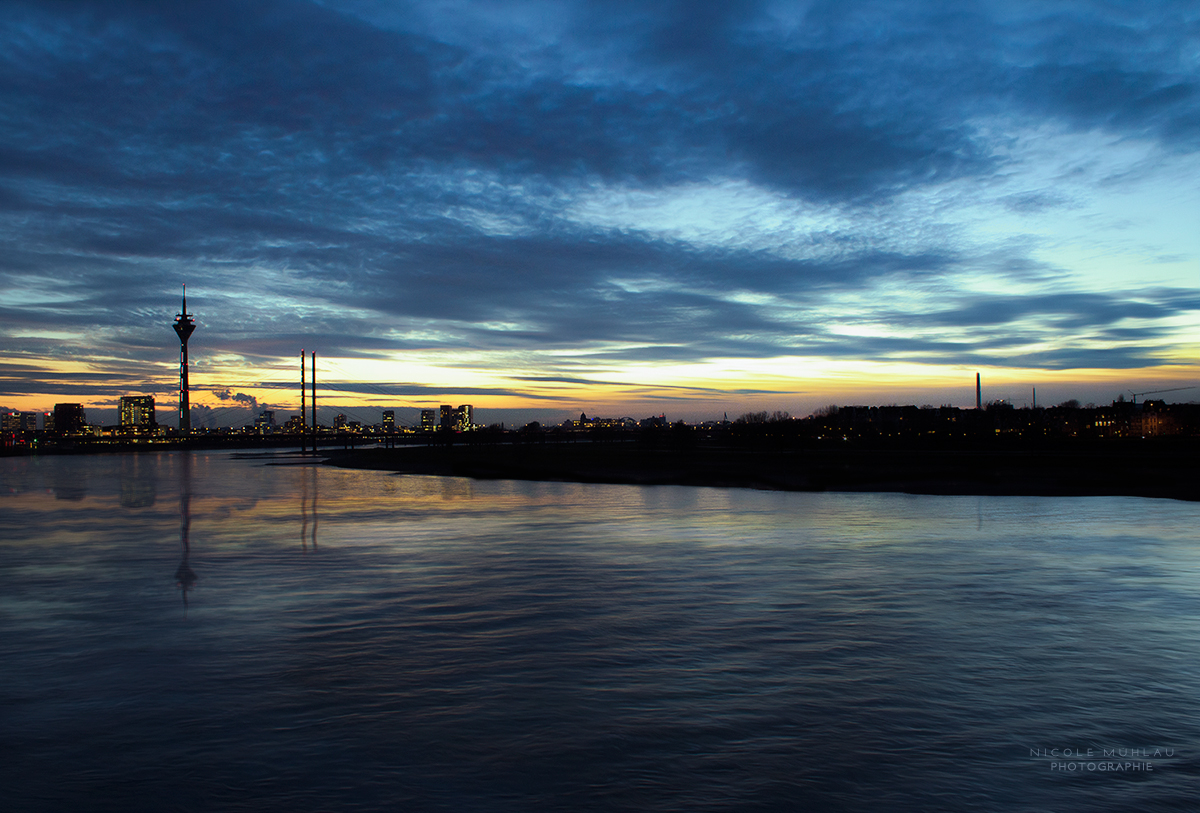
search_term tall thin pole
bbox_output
[300,349,307,453]
[311,351,317,452]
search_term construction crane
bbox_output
[1128,386,1195,405]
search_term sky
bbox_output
[2,0,1198,428]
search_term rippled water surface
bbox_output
[2,451,1199,811]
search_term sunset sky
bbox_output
[2,1,1198,428]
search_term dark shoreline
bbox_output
[325,441,1200,502]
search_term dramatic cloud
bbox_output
[1,0,1197,421]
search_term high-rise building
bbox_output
[53,403,86,435]
[42,412,53,433]
[382,410,395,432]
[420,409,436,431]
[334,413,347,432]
[172,287,197,432]
[119,396,157,431]
[255,410,276,429]
[439,404,453,430]
[2,412,37,433]
[453,405,474,432]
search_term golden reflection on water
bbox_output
[4,451,1200,633]
[300,460,317,553]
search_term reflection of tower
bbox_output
[300,463,319,552]
[173,286,197,432]
[174,452,197,611]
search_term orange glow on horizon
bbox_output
[5,351,1198,422]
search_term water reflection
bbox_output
[4,454,1200,812]
[119,454,157,508]
[53,464,87,501]
[174,452,196,611]
[300,463,318,552]
[440,476,474,501]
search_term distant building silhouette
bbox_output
[53,403,86,435]
[382,410,395,432]
[420,409,436,431]
[432,404,475,432]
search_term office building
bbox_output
[54,403,86,435]
[119,396,157,431]
[453,405,474,432]
[2,412,37,433]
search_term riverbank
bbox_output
[325,441,1200,501]
[0,434,367,456]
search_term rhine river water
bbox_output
[2,450,1198,811]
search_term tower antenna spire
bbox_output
[172,285,197,432]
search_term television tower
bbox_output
[173,286,197,432]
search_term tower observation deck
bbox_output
[173,287,197,432]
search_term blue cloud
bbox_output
[0,0,1197,409]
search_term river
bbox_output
[2,450,1198,811]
